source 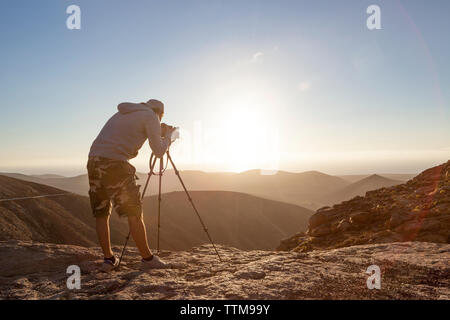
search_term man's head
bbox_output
[145,99,164,120]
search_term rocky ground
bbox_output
[278,160,450,252]
[0,240,448,300]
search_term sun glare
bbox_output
[208,97,279,173]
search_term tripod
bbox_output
[117,150,222,267]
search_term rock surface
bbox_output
[0,240,448,300]
[278,160,450,252]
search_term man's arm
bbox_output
[145,113,171,158]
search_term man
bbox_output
[87,99,176,272]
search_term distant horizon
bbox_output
[3,157,449,178]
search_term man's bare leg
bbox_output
[128,215,153,259]
[96,216,114,258]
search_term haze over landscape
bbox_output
[0,169,415,210]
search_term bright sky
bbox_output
[0,0,449,175]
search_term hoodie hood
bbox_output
[117,102,152,114]
[145,99,164,115]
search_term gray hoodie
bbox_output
[88,102,170,161]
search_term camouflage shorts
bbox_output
[87,157,142,218]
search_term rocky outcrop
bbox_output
[278,160,450,252]
[0,240,448,300]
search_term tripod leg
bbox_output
[166,151,223,262]
[157,157,163,253]
[118,154,157,268]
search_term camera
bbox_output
[161,123,179,141]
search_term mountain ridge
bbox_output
[325,174,403,205]
[1,169,401,210]
[0,175,128,247]
[0,175,312,250]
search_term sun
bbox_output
[208,98,278,173]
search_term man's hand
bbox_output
[161,123,168,137]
